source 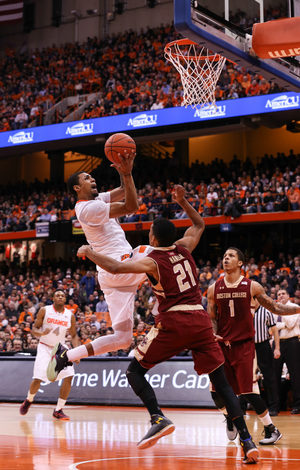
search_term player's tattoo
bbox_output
[255,292,300,315]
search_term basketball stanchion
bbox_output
[164,38,227,109]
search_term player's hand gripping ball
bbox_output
[104,133,136,164]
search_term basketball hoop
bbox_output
[164,39,227,109]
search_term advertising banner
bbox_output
[0,92,299,150]
[0,357,214,407]
[35,222,49,238]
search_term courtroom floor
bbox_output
[0,404,299,469]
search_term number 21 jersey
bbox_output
[147,244,202,314]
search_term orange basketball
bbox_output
[104,133,136,164]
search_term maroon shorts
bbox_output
[211,339,256,394]
[135,309,224,375]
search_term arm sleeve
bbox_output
[98,192,111,203]
[77,199,110,226]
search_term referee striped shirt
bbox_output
[254,306,276,343]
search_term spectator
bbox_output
[95,293,109,312]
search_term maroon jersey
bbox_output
[147,244,202,314]
[214,276,255,342]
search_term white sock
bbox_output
[56,398,66,411]
[67,344,89,362]
[27,392,35,402]
[259,412,272,427]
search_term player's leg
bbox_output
[20,378,41,415]
[53,375,73,421]
[126,358,175,450]
[233,342,282,445]
[209,365,259,464]
[209,343,241,441]
[126,324,184,449]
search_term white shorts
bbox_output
[98,245,152,328]
[33,342,75,383]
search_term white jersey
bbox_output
[75,192,132,272]
[41,305,73,347]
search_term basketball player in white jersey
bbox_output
[20,289,79,420]
[47,150,152,382]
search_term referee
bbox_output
[253,299,280,416]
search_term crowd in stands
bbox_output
[0,150,299,233]
[0,3,289,132]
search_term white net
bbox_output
[165,40,226,109]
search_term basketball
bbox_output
[104,133,136,164]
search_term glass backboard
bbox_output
[174,0,300,91]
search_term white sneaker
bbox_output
[225,415,238,441]
[259,425,282,445]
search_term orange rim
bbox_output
[164,38,224,62]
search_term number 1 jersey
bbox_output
[214,276,255,342]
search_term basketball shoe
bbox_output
[259,424,282,445]
[137,414,175,450]
[225,415,238,440]
[47,343,72,382]
[240,437,259,464]
[53,409,69,420]
[20,399,32,415]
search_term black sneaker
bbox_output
[137,414,175,450]
[259,424,282,445]
[225,415,238,441]
[47,343,72,382]
[240,437,259,464]
[20,399,32,415]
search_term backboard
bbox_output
[174,0,300,91]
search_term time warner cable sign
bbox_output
[1,92,299,149]
[0,358,214,407]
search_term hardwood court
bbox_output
[0,404,299,470]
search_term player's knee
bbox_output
[112,329,132,350]
[243,393,267,415]
[126,358,147,391]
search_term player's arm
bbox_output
[173,185,205,253]
[31,307,51,338]
[109,151,139,217]
[69,315,81,348]
[108,172,125,202]
[252,281,300,315]
[77,245,157,276]
[207,284,219,335]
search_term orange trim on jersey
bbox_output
[138,246,147,253]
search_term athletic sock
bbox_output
[259,412,272,427]
[67,345,89,362]
[27,392,35,402]
[233,416,251,440]
[56,398,66,411]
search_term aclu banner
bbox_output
[0,357,214,407]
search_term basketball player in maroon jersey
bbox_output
[73,185,259,464]
[207,247,300,445]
